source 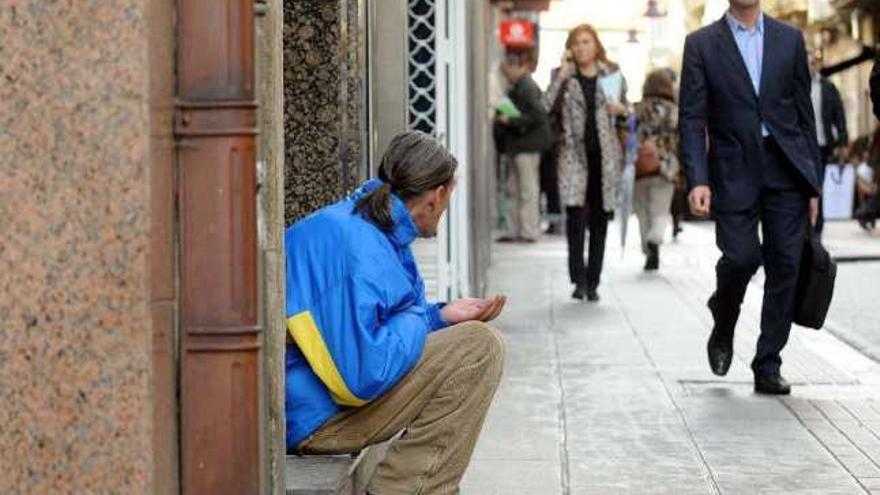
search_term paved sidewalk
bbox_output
[823,221,880,261]
[461,222,880,494]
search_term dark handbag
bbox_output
[793,227,837,329]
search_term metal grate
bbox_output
[407,0,437,134]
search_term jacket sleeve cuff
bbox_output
[427,303,449,332]
[686,165,709,191]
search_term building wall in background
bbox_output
[0,1,157,492]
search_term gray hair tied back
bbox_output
[356,131,458,230]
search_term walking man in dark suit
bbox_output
[680,0,821,394]
[809,51,848,236]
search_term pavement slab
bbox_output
[461,220,880,494]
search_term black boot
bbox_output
[571,285,586,301]
[856,201,877,231]
[644,243,659,271]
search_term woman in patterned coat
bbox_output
[633,69,680,271]
[545,24,628,302]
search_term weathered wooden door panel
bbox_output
[176,0,261,493]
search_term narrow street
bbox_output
[463,221,880,494]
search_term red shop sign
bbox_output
[500,20,535,48]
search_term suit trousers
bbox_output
[505,152,542,241]
[297,322,504,495]
[712,138,810,375]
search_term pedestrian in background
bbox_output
[545,23,628,302]
[856,52,880,228]
[633,69,680,271]
[495,51,552,243]
[872,50,880,121]
[856,127,880,230]
[661,68,688,241]
[680,0,823,395]
[809,51,848,236]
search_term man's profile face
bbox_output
[500,60,526,84]
[418,179,456,238]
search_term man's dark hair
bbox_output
[356,131,458,230]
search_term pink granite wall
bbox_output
[0,1,156,493]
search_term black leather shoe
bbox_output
[644,243,659,271]
[706,295,735,376]
[571,286,586,300]
[586,288,600,302]
[754,372,791,395]
[706,338,733,376]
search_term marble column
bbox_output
[283,0,367,224]
[0,1,162,492]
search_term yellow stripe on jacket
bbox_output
[287,311,367,407]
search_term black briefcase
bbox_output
[793,229,837,329]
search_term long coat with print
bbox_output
[545,64,627,211]
[634,95,681,182]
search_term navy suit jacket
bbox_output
[679,15,822,211]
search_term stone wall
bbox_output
[0,1,156,492]
[283,0,366,224]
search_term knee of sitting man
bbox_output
[459,321,506,370]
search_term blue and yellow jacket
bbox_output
[284,179,448,449]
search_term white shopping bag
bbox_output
[822,164,855,220]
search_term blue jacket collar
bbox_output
[352,179,419,247]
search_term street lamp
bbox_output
[644,0,666,18]
[627,29,640,44]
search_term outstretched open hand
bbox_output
[441,295,507,324]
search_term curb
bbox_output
[822,317,880,365]
[832,255,880,263]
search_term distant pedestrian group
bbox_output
[495,23,684,302]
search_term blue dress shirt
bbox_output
[726,12,769,137]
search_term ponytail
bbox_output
[355,182,395,231]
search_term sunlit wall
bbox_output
[536,0,690,101]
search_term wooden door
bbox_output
[175,1,262,493]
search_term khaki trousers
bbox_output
[633,176,675,253]
[505,152,542,241]
[297,322,505,495]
